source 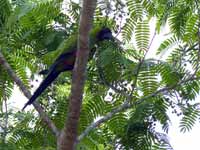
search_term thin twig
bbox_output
[185,43,198,53]
[78,75,199,141]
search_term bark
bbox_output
[0,51,60,137]
[57,0,97,149]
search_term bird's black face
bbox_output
[97,28,113,41]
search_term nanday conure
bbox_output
[22,27,113,110]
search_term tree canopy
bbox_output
[0,0,200,149]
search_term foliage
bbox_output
[1,0,200,150]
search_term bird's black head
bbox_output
[97,28,113,41]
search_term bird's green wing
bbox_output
[42,26,103,66]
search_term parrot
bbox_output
[22,27,113,110]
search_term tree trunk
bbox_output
[57,0,97,149]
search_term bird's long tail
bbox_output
[22,71,60,110]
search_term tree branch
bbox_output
[57,0,97,149]
[78,75,200,141]
[0,51,60,137]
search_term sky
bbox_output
[168,114,200,150]
[145,18,200,150]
